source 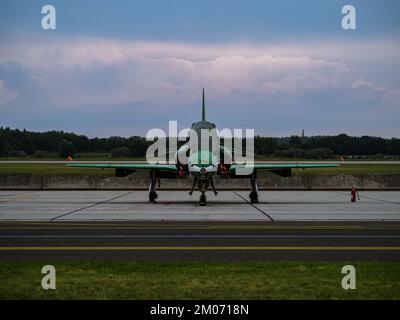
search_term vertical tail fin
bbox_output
[201,88,205,121]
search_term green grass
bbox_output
[0,261,399,299]
[0,163,400,176]
[0,164,114,176]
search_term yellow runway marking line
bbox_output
[2,221,400,230]
[211,226,400,230]
[0,246,400,251]
[1,221,400,229]
[8,221,400,227]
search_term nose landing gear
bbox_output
[249,171,259,203]
[196,176,210,206]
[199,192,207,206]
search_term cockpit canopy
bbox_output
[191,120,216,132]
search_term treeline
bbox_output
[0,127,149,158]
[254,135,400,159]
[0,127,399,159]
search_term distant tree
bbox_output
[1,126,399,158]
[33,150,45,158]
[0,135,12,156]
[390,138,400,155]
[110,147,130,158]
[304,148,333,159]
[58,139,75,158]
[289,135,302,146]
[9,150,27,157]
[275,148,305,158]
[128,137,149,157]
[254,136,278,155]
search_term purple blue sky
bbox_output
[0,0,399,137]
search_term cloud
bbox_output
[0,38,387,106]
[0,80,18,106]
[0,36,399,136]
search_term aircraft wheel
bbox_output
[199,194,207,206]
[249,191,259,203]
[149,191,158,203]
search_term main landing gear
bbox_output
[197,177,208,206]
[249,171,259,203]
[148,170,158,203]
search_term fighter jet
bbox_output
[67,89,339,205]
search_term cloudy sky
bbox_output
[0,0,399,137]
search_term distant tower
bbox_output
[301,129,305,139]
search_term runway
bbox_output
[0,190,399,261]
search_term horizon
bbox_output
[1,125,399,140]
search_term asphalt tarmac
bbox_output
[0,221,399,261]
[0,189,399,261]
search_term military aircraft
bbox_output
[67,89,339,205]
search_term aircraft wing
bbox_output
[230,163,339,170]
[66,163,177,171]
[229,163,339,176]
